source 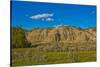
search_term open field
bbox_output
[12,43,96,66]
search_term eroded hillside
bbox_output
[25,26,96,44]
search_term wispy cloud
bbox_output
[30,13,54,21]
[46,18,54,21]
[53,24,70,28]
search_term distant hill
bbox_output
[25,26,96,45]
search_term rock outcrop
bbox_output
[25,26,96,44]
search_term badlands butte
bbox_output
[26,26,96,45]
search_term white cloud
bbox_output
[46,18,54,21]
[30,13,54,21]
[53,24,70,28]
[53,24,63,28]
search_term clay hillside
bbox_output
[25,26,96,45]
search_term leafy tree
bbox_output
[11,26,31,48]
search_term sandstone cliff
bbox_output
[25,26,96,45]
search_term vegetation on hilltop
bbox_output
[11,27,31,48]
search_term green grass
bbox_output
[12,48,96,66]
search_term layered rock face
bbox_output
[25,26,96,44]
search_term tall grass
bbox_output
[12,43,96,66]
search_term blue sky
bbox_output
[11,0,96,30]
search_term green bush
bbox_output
[11,26,31,48]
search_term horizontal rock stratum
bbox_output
[25,26,96,44]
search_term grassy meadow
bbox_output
[12,42,96,66]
